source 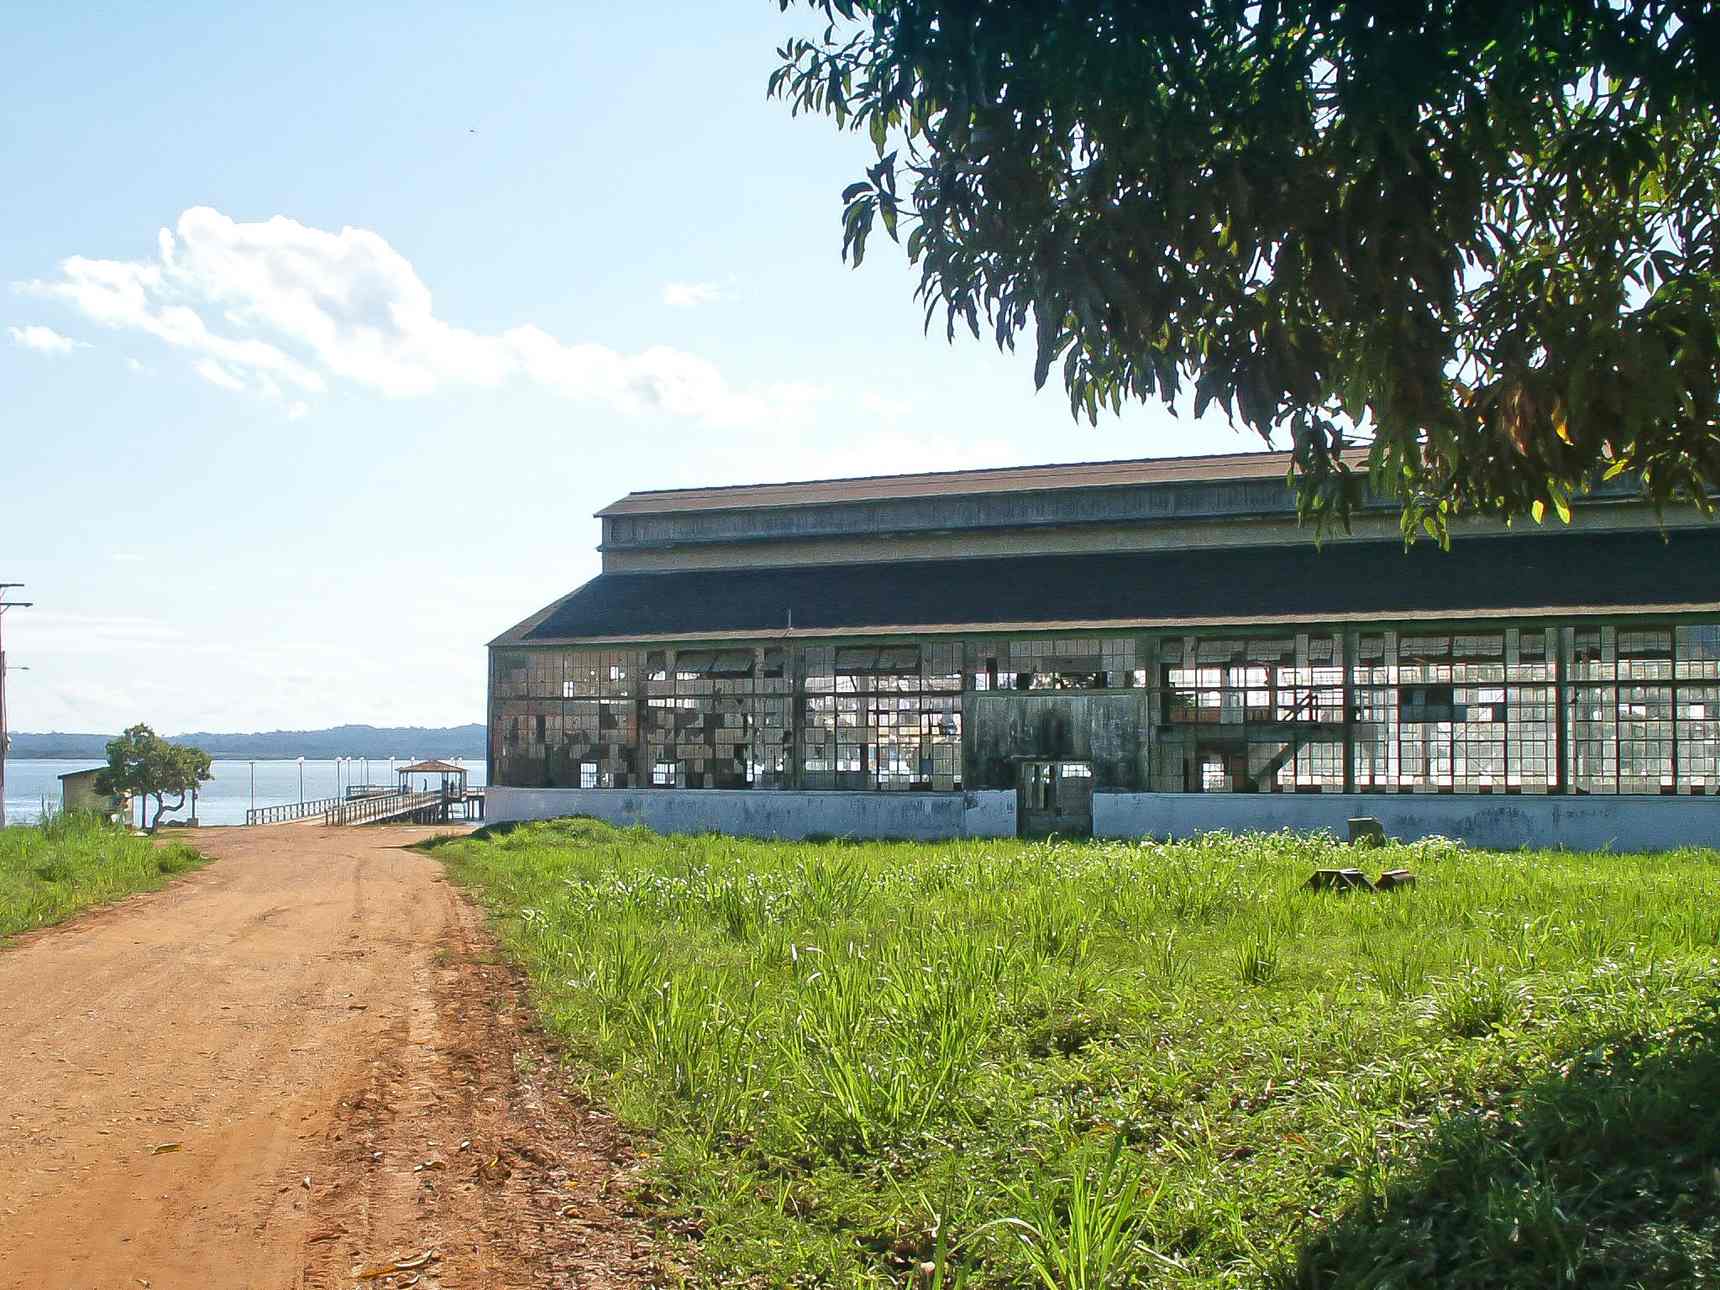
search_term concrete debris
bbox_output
[1346,817,1387,846]
[1305,868,1374,893]
[1305,867,1418,893]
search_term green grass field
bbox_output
[432,819,1720,1288]
[0,812,206,940]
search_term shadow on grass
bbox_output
[415,817,592,850]
[417,816,943,852]
[1285,1000,1720,1289]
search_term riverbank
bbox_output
[3,757,489,827]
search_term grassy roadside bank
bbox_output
[433,819,1720,1288]
[0,812,207,940]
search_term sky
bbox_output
[2,2,1257,736]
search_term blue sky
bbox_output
[3,2,1253,735]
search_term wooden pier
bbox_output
[244,796,344,826]
[321,784,485,826]
[243,760,484,827]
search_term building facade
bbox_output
[487,452,1720,849]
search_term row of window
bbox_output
[492,625,1720,794]
[492,639,1137,700]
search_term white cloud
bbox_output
[18,610,188,653]
[194,357,245,390]
[859,391,913,428]
[125,356,147,372]
[662,279,729,309]
[286,401,308,421]
[7,323,83,354]
[20,208,810,429]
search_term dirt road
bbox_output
[0,825,660,1289]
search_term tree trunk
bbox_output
[149,790,187,832]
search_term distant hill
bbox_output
[8,724,486,761]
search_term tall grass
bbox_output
[0,812,206,939]
[433,819,1720,1288]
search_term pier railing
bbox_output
[322,790,444,826]
[245,796,343,826]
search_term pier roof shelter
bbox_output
[396,759,468,798]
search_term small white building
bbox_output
[58,768,131,823]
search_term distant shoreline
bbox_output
[5,753,487,761]
[7,724,484,761]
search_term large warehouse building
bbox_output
[487,451,1720,849]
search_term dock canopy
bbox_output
[396,759,466,776]
[396,759,469,798]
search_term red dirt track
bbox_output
[0,825,661,1289]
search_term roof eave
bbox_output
[488,583,594,649]
[592,448,1369,518]
[506,600,1720,649]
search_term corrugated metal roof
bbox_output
[492,528,1720,646]
[596,449,1341,517]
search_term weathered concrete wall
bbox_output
[962,790,1017,838]
[487,787,1017,841]
[601,503,1688,573]
[1093,792,1719,852]
[600,473,1657,570]
[968,691,1146,790]
[490,787,1715,851]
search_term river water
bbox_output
[2,757,489,827]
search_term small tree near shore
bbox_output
[96,724,213,832]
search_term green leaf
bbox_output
[771,0,1720,529]
[1033,304,1061,391]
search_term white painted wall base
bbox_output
[486,786,1017,841]
[1093,791,1718,852]
[486,786,1714,850]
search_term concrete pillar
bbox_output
[632,648,650,790]
[1342,626,1358,794]
[1141,635,1161,791]
[788,640,806,791]
[1555,626,1571,793]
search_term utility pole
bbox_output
[0,586,36,830]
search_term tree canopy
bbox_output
[96,724,212,831]
[771,1,1719,536]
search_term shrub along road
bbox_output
[0,824,659,1289]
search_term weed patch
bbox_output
[431,819,1720,1287]
[1,813,207,939]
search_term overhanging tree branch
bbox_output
[772,0,1720,539]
